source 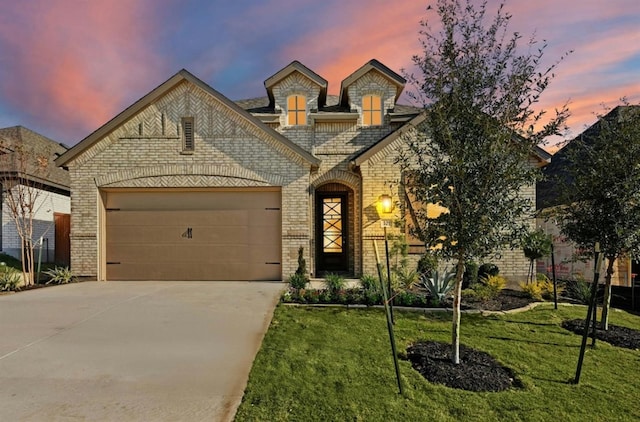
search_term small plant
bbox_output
[295,247,308,279]
[520,281,544,301]
[395,267,420,290]
[324,273,346,294]
[44,266,75,285]
[417,253,438,278]
[421,268,456,305]
[471,275,506,301]
[359,274,379,292]
[288,273,308,290]
[463,261,479,288]
[565,277,592,304]
[0,264,21,291]
[478,263,500,281]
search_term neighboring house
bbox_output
[536,106,640,286]
[0,126,71,266]
[56,60,546,282]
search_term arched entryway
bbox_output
[315,183,355,277]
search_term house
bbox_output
[55,60,544,282]
[0,126,71,266]
[536,106,640,286]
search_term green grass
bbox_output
[235,304,640,421]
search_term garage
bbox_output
[103,188,281,281]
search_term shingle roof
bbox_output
[536,105,640,210]
[0,126,70,191]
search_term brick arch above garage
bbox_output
[95,164,286,188]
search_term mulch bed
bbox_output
[461,289,536,312]
[561,319,640,350]
[406,341,523,392]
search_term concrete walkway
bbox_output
[0,281,283,421]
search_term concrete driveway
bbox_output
[0,281,283,421]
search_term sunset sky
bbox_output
[0,0,638,152]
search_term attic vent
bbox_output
[182,117,194,152]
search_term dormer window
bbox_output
[362,95,382,126]
[287,95,307,126]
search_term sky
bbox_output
[0,0,638,152]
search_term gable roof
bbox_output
[263,60,328,109]
[56,69,321,169]
[537,105,639,209]
[339,59,406,108]
[352,111,552,167]
[0,126,70,191]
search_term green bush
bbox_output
[324,273,346,294]
[478,263,500,281]
[417,253,438,277]
[463,261,479,288]
[0,264,21,291]
[521,277,561,301]
[44,266,75,285]
[288,273,308,290]
[295,247,308,279]
[359,274,379,292]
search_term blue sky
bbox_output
[0,0,638,151]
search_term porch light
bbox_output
[379,194,393,214]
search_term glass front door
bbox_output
[316,193,348,274]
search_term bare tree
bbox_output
[0,141,54,286]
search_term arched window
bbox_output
[362,95,382,126]
[287,95,306,126]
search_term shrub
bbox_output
[288,273,308,290]
[303,289,321,304]
[417,253,438,277]
[324,273,346,294]
[565,278,592,304]
[44,266,75,285]
[520,277,559,301]
[0,264,21,291]
[463,261,479,288]
[359,274,379,292]
[363,290,382,306]
[478,263,500,281]
[295,247,308,279]
[520,281,544,301]
[421,268,456,305]
[395,267,420,290]
[471,275,506,301]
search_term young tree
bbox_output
[0,141,55,286]
[556,103,640,330]
[400,0,569,364]
[521,229,552,284]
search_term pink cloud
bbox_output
[0,0,166,143]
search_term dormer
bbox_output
[264,61,328,127]
[339,59,406,127]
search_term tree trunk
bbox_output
[451,254,465,364]
[600,257,615,331]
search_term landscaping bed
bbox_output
[562,319,640,350]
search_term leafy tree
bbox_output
[521,229,552,284]
[400,0,569,364]
[555,103,640,330]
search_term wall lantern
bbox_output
[379,194,393,214]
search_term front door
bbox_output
[316,193,348,274]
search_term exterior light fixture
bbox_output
[379,194,393,214]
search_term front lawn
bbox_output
[235,305,640,421]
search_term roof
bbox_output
[537,105,640,210]
[0,126,70,191]
[56,69,321,169]
[339,59,406,107]
[263,61,328,108]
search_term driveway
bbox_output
[0,281,283,421]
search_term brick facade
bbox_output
[58,60,537,283]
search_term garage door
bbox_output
[104,189,281,281]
